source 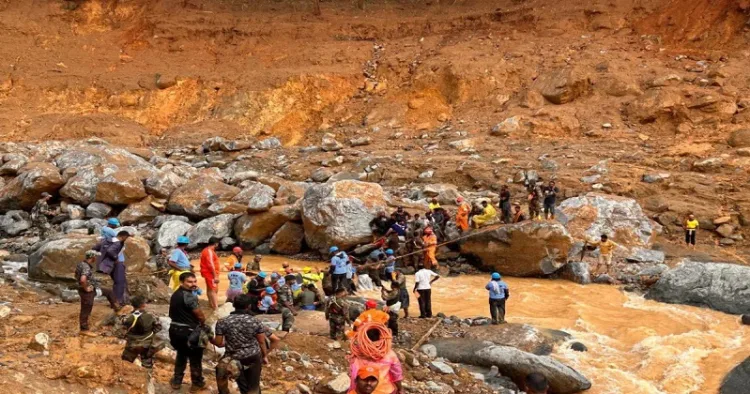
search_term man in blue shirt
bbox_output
[168,236,193,291]
[485,272,510,325]
[329,246,350,293]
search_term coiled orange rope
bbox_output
[349,322,392,361]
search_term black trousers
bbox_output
[417,289,432,318]
[78,288,117,331]
[217,353,262,394]
[489,298,506,323]
[169,325,205,386]
[387,311,399,337]
[685,229,696,245]
[331,273,347,292]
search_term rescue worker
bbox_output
[589,234,619,276]
[214,294,280,394]
[485,272,510,325]
[246,272,267,300]
[421,227,438,269]
[167,236,193,291]
[275,278,297,332]
[199,237,221,310]
[527,181,542,220]
[301,266,325,286]
[472,200,497,228]
[381,283,401,338]
[325,287,351,340]
[226,263,247,303]
[428,198,441,211]
[93,230,131,305]
[455,197,471,232]
[120,295,164,369]
[348,367,380,394]
[31,192,55,239]
[76,250,120,337]
[391,207,410,223]
[352,300,389,331]
[369,211,392,241]
[168,272,208,391]
[248,254,262,272]
[511,203,526,223]
[348,328,404,394]
[101,217,120,239]
[225,247,245,272]
[542,181,559,220]
[392,269,410,318]
[330,246,350,292]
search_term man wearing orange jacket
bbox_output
[199,237,222,310]
[421,227,438,269]
[455,197,471,232]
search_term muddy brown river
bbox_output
[194,256,749,394]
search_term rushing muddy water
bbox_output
[194,256,749,394]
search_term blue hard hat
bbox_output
[277,278,286,287]
[107,218,120,226]
[271,273,279,279]
[329,246,339,253]
[385,249,394,255]
[177,236,190,245]
[491,272,501,280]
[234,263,242,269]
[258,271,267,278]
[266,287,276,295]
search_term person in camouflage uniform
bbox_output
[153,248,171,285]
[527,180,542,221]
[120,295,164,368]
[325,287,351,340]
[31,192,55,239]
[275,278,297,332]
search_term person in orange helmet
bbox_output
[455,197,471,232]
[421,227,438,269]
[350,300,389,335]
[224,246,244,272]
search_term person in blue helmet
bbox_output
[329,246,350,292]
[101,217,120,239]
[383,249,396,281]
[486,272,510,325]
[168,236,193,291]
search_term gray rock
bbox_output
[646,260,750,315]
[625,248,665,264]
[202,137,252,152]
[144,170,186,199]
[720,238,736,246]
[321,135,343,152]
[324,373,350,394]
[593,274,615,284]
[29,333,50,352]
[460,221,573,277]
[255,137,282,150]
[557,193,661,248]
[61,289,80,303]
[152,215,190,228]
[302,181,388,252]
[0,159,27,176]
[559,261,591,284]
[66,204,86,220]
[721,356,750,394]
[430,341,591,394]
[429,360,455,375]
[716,224,736,238]
[349,136,372,147]
[0,162,65,211]
[227,171,260,185]
[693,157,723,172]
[580,174,601,184]
[420,344,438,359]
[60,165,116,205]
[311,167,334,183]
[322,156,344,167]
[233,182,276,213]
[86,202,112,219]
[61,219,89,234]
[491,116,521,136]
[637,264,669,277]
[155,220,193,251]
[642,173,671,183]
[220,237,236,249]
[1,211,31,236]
[419,170,434,179]
[541,159,558,171]
[186,214,236,249]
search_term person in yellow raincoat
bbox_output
[473,201,497,228]
[421,227,438,269]
[455,197,471,232]
[301,266,325,286]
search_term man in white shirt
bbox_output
[413,265,440,318]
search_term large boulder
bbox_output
[557,193,661,248]
[428,339,591,394]
[728,129,750,148]
[232,182,276,213]
[459,222,573,276]
[0,211,31,236]
[234,206,297,248]
[270,222,305,255]
[86,202,112,219]
[118,196,162,225]
[28,235,151,281]
[0,163,64,212]
[168,176,240,219]
[532,67,591,105]
[54,143,156,178]
[302,181,388,252]
[461,324,571,356]
[155,220,193,251]
[95,171,147,205]
[60,164,117,205]
[646,260,750,315]
[721,356,750,394]
[186,214,237,249]
[144,170,187,199]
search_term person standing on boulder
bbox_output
[76,250,120,337]
[542,181,559,220]
[485,272,509,325]
[589,234,618,276]
[369,211,392,242]
[527,181,542,220]
[31,192,55,239]
[330,246,350,292]
[168,236,193,291]
[199,237,221,310]
[511,203,526,223]
[684,214,699,250]
[413,264,439,318]
[168,272,208,392]
[455,197,471,232]
[421,227,439,269]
